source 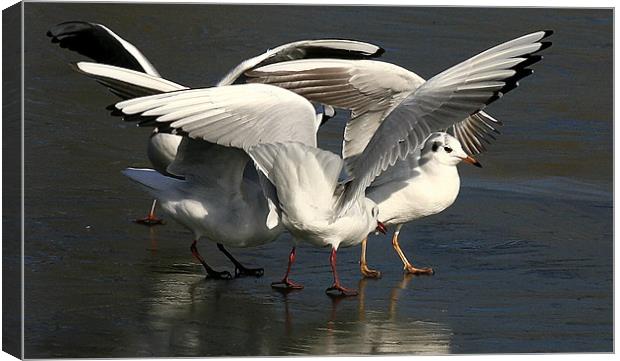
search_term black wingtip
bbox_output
[372,47,386,58]
[502,68,534,94]
[518,55,543,69]
[486,92,503,105]
[106,103,119,111]
[543,30,554,38]
[536,41,553,53]
[109,107,123,117]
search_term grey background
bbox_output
[23,3,612,357]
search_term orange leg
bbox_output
[360,238,381,278]
[392,224,434,275]
[326,247,358,297]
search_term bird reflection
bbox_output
[355,274,414,322]
[137,261,451,355]
[388,273,415,319]
[314,273,451,355]
[147,227,158,255]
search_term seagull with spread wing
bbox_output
[48,21,383,225]
[113,84,325,279]
[114,31,550,295]
[246,30,552,278]
[49,21,386,278]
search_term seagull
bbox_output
[113,83,326,279]
[113,31,550,295]
[249,142,387,296]
[48,20,384,225]
[363,132,481,276]
[113,81,384,292]
[245,30,552,278]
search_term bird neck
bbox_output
[419,158,459,179]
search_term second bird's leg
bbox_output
[392,224,434,275]
[216,243,264,278]
[326,247,358,297]
[272,247,304,289]
[360,237,381,278]
[134,199,165,226]
[190,240,232,279]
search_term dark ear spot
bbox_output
[432,142,440,152]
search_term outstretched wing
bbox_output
[218,39,384,86]
[247,59,420,164]
[47,21,159,76]
[247,57,504,167]
[336,30,553,214]
[115,83,319,150]
[72,62,186,99]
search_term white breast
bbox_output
[368,165,461,226]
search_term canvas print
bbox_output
[2,2,613,358]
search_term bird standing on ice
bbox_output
[249,142,387,296]
[246,30,553,278]
[114,83,324,279]
[364,132,481,275]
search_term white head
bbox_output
[363,198,387,235]
[420,132,482,168]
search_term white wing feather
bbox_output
[73,62,187,98]
[116,83,319,150]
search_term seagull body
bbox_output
[250,143,380,250]
[123,155,282,249]
[367,133,476,226]
[249,142,384,295]
[247,30,552,277]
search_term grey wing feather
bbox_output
[336,30,552,214]
[247,59,421,171]
[167,137,249,192]
[447,111,502,155]
[217,39,384,86]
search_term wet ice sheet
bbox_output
[22,4,612,357]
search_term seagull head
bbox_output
[422,132,482,168]
[363,200,386,234]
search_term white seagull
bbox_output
[113,83,325,279]
[113,31,550,296]
[249,141,387,296]
[245,30,552,278]
[48,20,383,225]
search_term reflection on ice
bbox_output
[138,267,453,356]
[291,275,452,355]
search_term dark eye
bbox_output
[444,147,453,153]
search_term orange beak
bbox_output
[461,155,482,168]
[375,221,387,234]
